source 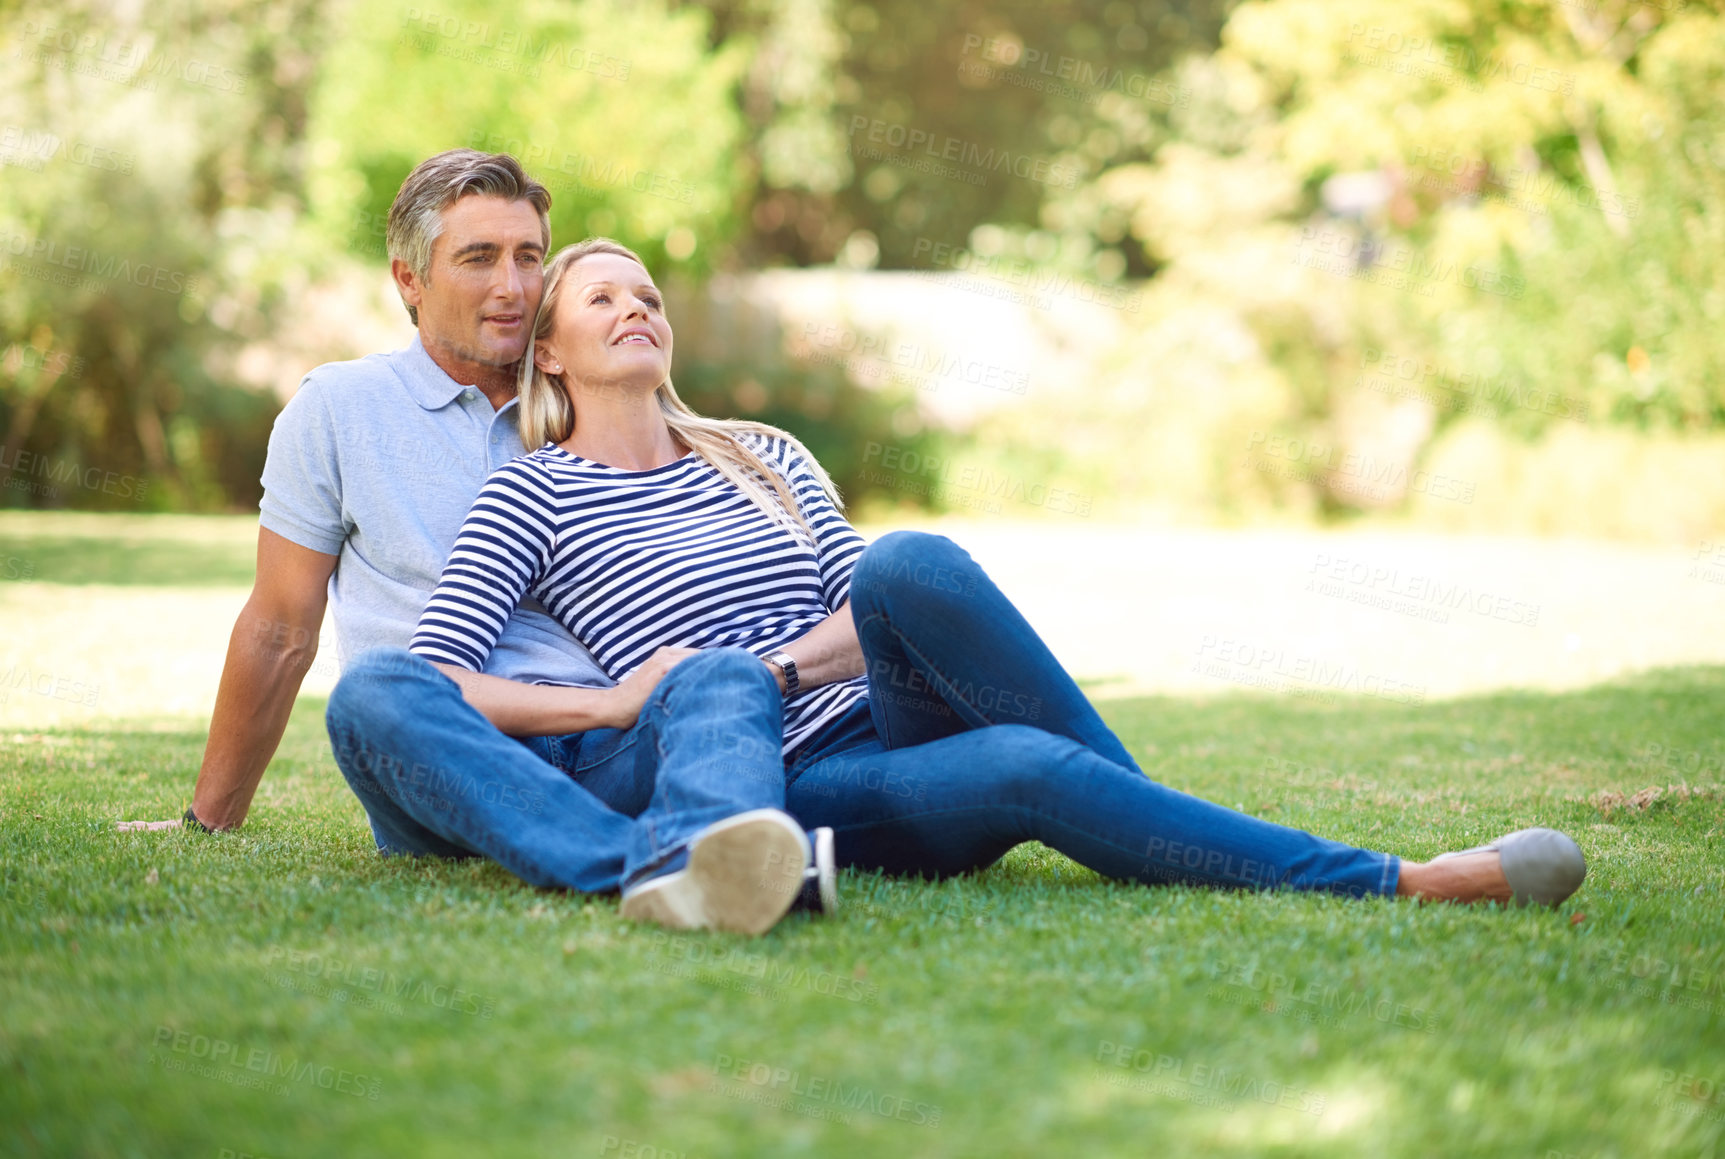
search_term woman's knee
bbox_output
[860,530,967,575]
[853,531,979,610]
[951,725,1085,804]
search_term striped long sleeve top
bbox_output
[409,434,868,753]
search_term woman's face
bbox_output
[534,252,673,400]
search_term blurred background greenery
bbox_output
[2,0,1721,539]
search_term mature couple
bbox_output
[138,149,1587,935]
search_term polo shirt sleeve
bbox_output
[773,438,866,612]
[410,458,559,673]
[258,375,347,555]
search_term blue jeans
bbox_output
[782,531,1400,899]
[324,646,787,892]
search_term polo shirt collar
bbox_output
[395,334,507,411]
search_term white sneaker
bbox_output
[619,809,810,935]
[792,826,839,917]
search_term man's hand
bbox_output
[600,646,700,729]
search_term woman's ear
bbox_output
[533,342,564,377]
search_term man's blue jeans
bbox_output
[782,531,1400,899]
[324,646,786,892]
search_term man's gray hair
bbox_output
[385,149,552,325]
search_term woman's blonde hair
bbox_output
[518,237,842,538]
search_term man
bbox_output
[121,150,842,935]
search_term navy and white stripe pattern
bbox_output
[410,434,868,753]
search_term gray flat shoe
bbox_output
[1433,827,1586,907]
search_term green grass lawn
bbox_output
[4,666,1723,1158]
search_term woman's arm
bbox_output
[764,601,864,694]
[411,458,563,679]
[429,644,699,735]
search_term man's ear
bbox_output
[391,258,423,312]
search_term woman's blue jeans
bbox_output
[784,531,1400,899]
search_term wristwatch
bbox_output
[183,805,214,833]
[764,651,800,696]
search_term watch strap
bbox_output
[765,650,800,696]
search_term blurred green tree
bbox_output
[0,0,329,510]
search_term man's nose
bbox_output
[496,258,525,301]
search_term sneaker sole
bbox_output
[813,826,838,915]
[621,811,808,935]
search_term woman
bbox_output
[409,238,1586,931]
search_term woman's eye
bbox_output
[589,293,609,305]
[642,295,662,309]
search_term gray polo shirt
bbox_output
[259,335,611,687]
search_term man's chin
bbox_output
[431,334,528,370]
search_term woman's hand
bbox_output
[600,646,701,729]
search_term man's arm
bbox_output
[118,529,336,832]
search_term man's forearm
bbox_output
[192,605,319,829]
[775,601,865,692]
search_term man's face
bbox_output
[395,194,546,375]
